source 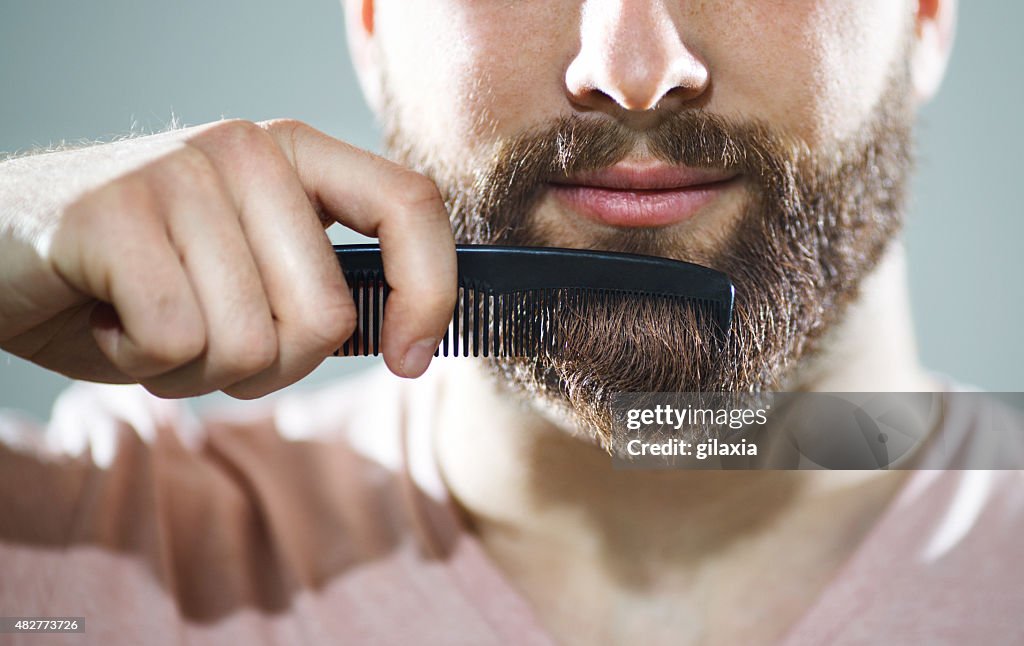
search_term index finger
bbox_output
[262,120,457,378]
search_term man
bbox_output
[1,0,1021,644]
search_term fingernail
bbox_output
[401,338,437,378]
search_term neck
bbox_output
[431,240,933,643]
[786,241,936,392]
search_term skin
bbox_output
[0,0,954,643]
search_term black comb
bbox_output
[333,244,734,358]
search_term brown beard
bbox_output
[382,66,914,450]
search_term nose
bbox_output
[565,0,709,114]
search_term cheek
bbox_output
[378,0,911,161]
[378,1,576,165]
[699,0,911,145]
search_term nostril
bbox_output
[656,83,710,111]
[566,85,620,112]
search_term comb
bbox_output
[333,244,734,358]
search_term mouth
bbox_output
[548,162,741,228]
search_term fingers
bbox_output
[47,118,454,399]
[262,119,458,378]
[49,179,207,378]
[184,120,356,397]
[132,146,279,398]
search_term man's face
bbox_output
[372,0,910,158]
[357,1,925,446]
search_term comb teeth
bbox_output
[334,277,726,358]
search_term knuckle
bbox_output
[222,387,269,401]
[140,379,205,400]
[221,380,277,401]
[110,174,161,215]
[300,293,357,352]
[246,331,280,372]
[158,144,220,192]
[392,173,445,217]
[220,387,254,400]
[257,118,322,168]
[142,326,207,368]
[140,382,182,399]
[258,117,308,138]
[202,118,275,155]
[129,298,206,369]
[215,329,279,376]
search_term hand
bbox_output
[0,119,457,398]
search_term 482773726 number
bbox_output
[1,617,85,633]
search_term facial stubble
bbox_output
[381,68,914,450]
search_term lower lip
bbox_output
[549,178,738,228]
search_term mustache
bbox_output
[508,111,791,176]
[450,110,799,245]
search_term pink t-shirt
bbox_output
[0,367,1022,645]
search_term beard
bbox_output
[381,65,915,450]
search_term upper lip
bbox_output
[551,161,739,191]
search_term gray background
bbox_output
[1,0,1021,420]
